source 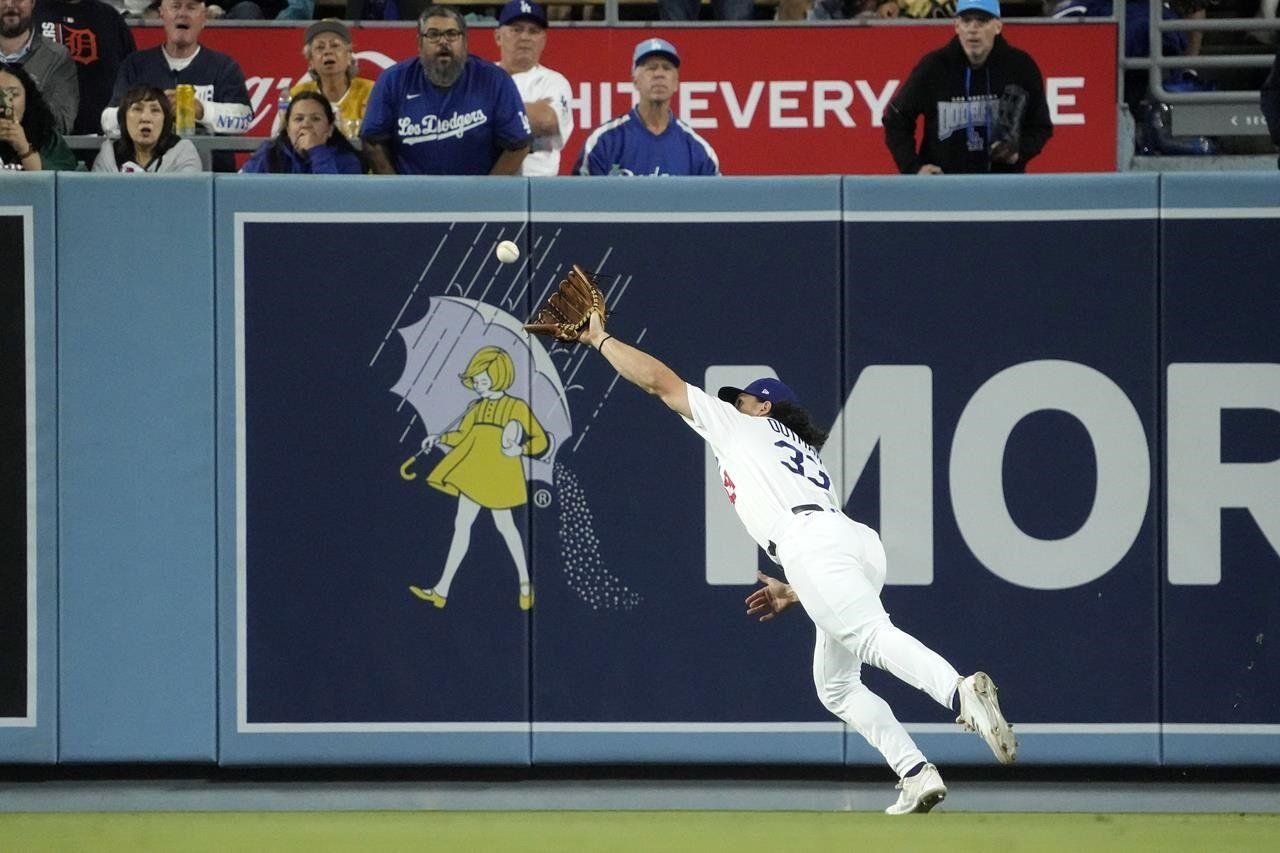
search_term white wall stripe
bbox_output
[232,722,1279,735]
[531,211,842,223]
[842,208,1159,223]
[1162,208,1280,219]
[235,212,524,223]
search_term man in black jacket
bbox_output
[883,0,1053,174]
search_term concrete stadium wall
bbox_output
[0,172,1276,768]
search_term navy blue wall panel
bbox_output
[215,177,532,764]
[840,175,1162,765]
[0,175,58,762]
[1160,174,1280,764]
[56,175,217,761]
[527,178,847,764]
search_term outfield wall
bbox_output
[1,172,1277,767]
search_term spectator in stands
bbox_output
[92,83,200,171]
[0,0,77,132]
[1263,46,1280,168]
[220,0,314,20]
[243,90,364,173]
[883,0,1053,174]
[283,19,375,139]
[101,0,251,138]
[660,0,752,22]
[573,38,720,176]
[0,60,75,168]
[494,0,572,176]
[36,0,136,136]
[361,5,532,175]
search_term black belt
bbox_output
[767,505,833,557]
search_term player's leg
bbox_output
[781,516,1017,763]
[811,627,946,814]
[781,524,959,709]
[491,508,534,610]
[410,495,482,607]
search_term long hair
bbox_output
[769,401,829,451]
[0,62,56,164]
[269,91,362,173]
[112,85,181,170]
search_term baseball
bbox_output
[496,240,520,264]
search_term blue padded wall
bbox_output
[56,174,217,761]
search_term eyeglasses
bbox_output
[419,29,464,43]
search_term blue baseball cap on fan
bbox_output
[955,0,1001,17]
[633,37,681,68]
[718,377,797,406]
[499,0,548,27]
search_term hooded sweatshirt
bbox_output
[883,34,1054,174]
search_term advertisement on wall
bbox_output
[135,22,1116,174]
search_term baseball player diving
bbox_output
[524,270,1016,814]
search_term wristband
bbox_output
[16,146,35,159]
[597,335,614,354]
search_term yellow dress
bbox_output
[427,394,548,509]
[289,77,376,130]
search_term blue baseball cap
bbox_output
[499,0,548,27]
[955,0,1001,17]
[633,37,681,69]
[718,377,797,406]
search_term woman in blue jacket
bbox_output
[242,91,364,174]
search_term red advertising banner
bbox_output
[134,23,1116,174]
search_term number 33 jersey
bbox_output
[681,383,841,558]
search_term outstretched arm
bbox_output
[579,312,690,418]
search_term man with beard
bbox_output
[573,38,719,176]
[883,0,1053,174]
[100,0,250,140]
[494,0,572,177]
[0,0,77,132]
[35,0,136,136]
[362,5,531,175]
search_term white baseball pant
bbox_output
[774,511,960,777]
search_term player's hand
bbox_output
[918,164,943,175]
[876,0,900,17]
[420,434,440,453]
[582,309,607,349]
[989,141,1019,165]
[745,571,798,622]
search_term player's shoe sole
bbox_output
[956,671,1017,764]
[884,764,947,815]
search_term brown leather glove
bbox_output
[523,264,608,343]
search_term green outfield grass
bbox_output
[1,811,1277,852]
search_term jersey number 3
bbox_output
[774,440,831,489]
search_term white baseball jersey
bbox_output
[509,64,574,176]
[682,384,841,558]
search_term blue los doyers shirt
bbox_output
[361,54,532,175]
[573,107,720,176]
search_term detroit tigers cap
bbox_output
[955,0,1001,17]
[717,377,797,406]
[633,37,681,69]
[499,0,548,27]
